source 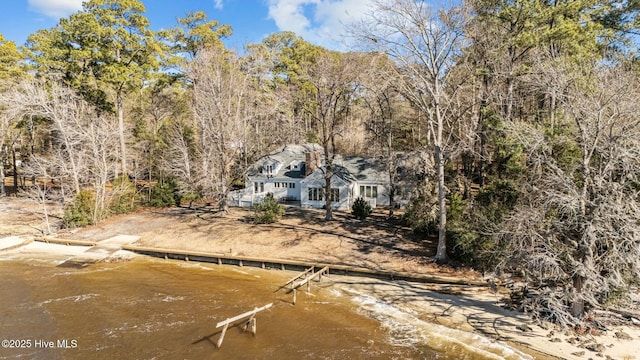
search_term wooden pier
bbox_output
[288,266,330,304]
[282,266,314,289]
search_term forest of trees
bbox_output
[2,0,640,328]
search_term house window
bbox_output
[289,182,295,189]
[308,188,323,201]
[275,182,279,188]
[308,188,338,202]
[329,188,340,202]
[254,182,264,193]
[360,185,378,198]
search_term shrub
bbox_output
[181,192,201,208]
[63,190,97,228]
[148,178,180,207]
[352,197,372,220]
[446,180,519,270]
[108,175,138,215]
[254,193,285,224]
[403,185,439,236]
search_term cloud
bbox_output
[267,0,373,49]
[213,0,224,10]
[28,0,83,19]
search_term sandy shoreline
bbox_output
[2,237,639,359]
[2,199,639,359]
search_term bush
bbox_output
[254,193,285,224]
[108,175,138,215]
[403,185,439,236]
[63,190,97,228]
[446,180,519,270]
[148,178,180,207]
[352,197,372,220]
[181,192,201,208]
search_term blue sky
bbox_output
[0,0,373,50]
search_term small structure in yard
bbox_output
[229,144,410,211]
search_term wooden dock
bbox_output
[286,266,330,304]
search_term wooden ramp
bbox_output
[50,235,140,268]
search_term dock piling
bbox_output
[214,303,272,349]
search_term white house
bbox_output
[229,144,392,210]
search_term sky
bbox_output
[0,0,374,50]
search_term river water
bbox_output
[0,255,530,359]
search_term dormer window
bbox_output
[289,160,300,171]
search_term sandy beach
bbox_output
[2,197,640,359]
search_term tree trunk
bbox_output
[505,75,514,122]
[0,154,5,196]
[571,275,585,317]
[117,91,127,176]
[435,143,448,263]
[324,162,333,221]
[435,103,448,263]
[218,171,230,214]
[387,134,395,218]
[12,146,18,193]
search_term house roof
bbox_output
[247,143,390,184]
[300,164,358,187]
[247,144,322,179]
[338,156,389,184]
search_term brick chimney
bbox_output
[305,151,321,176]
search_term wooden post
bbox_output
[251,318,256,335]
[283,267,314,290]
[215,303,272,349]
[216,324,228,349]
[243,312,256,333]
[292,266,329,295]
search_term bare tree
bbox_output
[498,62,640,325]
[300,51,362,221]
[360,53,407,217]
[176,48,262,212]
[354,0,468,262]
[0,80,120,224]
[19,155,60,235]
[0,110,12,196]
